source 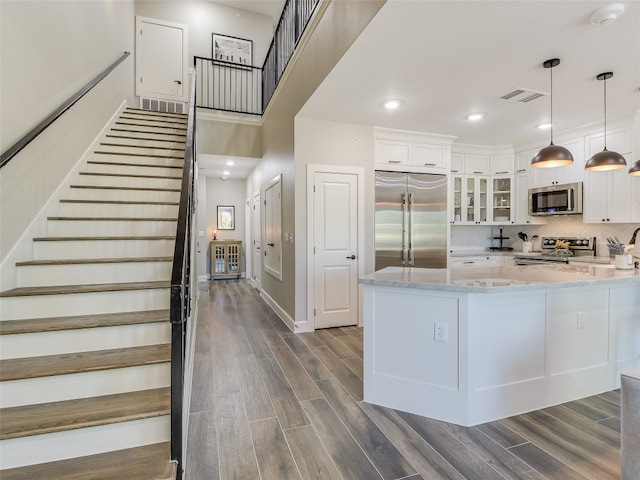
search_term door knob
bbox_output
[267,243,275,247]
[346,254,356,260]
[174,80,182,85]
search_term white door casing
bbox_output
[252,191,262,289]
[264,175,282,280]
[135,16,188,102]
[308,166,364,329]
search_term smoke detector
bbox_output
[590,3,625,25]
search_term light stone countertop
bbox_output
[360,265,640,293]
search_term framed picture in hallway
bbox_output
[212,33,252,66]
[217,205,235,230]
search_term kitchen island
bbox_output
[361,264,640,426]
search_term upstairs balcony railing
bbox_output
[195,0,320,115]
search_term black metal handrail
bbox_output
[195,0,319,115]
[170,66,197,480]
[0,51,130,168]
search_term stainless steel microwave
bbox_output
[528,182,583,216]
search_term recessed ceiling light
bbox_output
[466,113,484,121]
[384,99,401,110]
[225,160,235,166]
[222,170,230,176]
[538,123,552,130]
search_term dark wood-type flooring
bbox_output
[186,280,621,480]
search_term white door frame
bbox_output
[135,16,189,103]
[307,164,365,331]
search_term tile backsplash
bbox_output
[451,217,640,256]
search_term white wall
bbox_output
[205,177,247,277]
[294,117,376,325]
[134,0,274,66]
[0,0,135,263]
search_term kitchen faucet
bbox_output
[630,227,640,245]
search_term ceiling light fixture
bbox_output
[225,160,235,166]
[384,99,401,110]
[537,123,552,130]
[590,3,625,25]
[585,72,627,172]
[531,59,574,169]
[222,170,230,176]
[466,113,484,121]
[629,160,640,176]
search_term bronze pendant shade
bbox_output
[531,59,574,168]
[629,160,640,176]
[584,72,627,171]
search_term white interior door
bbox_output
[313,171,359,329]
[136,16,188,102]
[252,191,262,289]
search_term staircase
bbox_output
[0,108,187,479]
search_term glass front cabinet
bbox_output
[451,175,488,224]
[451,175,513,224]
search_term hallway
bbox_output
[185,280,621,480]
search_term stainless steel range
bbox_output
[514,236,596,265]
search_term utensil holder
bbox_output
[614,254,634,270]
[522,241,532,253]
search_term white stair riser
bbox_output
[67,187,180,202]
[0,416,170,469]
[112,124,186,136]
[94,145,184,158]
[116,118,187,129]
[99,137,185,149]
[33,239,175,260]
[0,363,170,407]
[16,261,172,287]
[57,202,179,218]
[1,323,169,359]
[76,175,181,189]
[84,162,182,177]
[48,220,176,236]
[0,288,169,321]
[106,130,186,143]
[90,153,183,168]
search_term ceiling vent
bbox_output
[500,88,546,103]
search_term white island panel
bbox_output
[609,285,640,364]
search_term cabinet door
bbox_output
[583,171,610,223]
[451,176,463,223]
[515,151,532,174]
[490,155,513,175]
[375,139,409,166]
[633,176,640,222]
[451,153,463,173]
[464,154,489,175]
[477,177,488,223]
[491,176,513,223]
[411,143,446,169]
[514,172,530,224]
[586,127,632,157]
[608,167,633,223]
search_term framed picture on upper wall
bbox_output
[212,33,252,66]
[217,205,235,230]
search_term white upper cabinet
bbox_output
[463,154,489,175]
[374,128,456,174]
[489,154,514,175]
[450,153,463,173]
[514,151,532,174]
[530,138,584,187]
[585,126,632,157]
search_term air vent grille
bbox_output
[140,97,185,114]
[500,89,546,103]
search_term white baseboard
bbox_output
[260,290,294,332]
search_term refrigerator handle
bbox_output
[401,193,407,265]
[408,192,414,265]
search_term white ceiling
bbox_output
[299,0,640,148]
[210,0,285,22]
[197,153,259,179]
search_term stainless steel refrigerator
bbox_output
[375,171,448,270]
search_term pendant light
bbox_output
[585,72,627,171]
[531,58,574,168]
[629,160,640,176]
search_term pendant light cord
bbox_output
[603,76,607,149]
[549,64,554,144]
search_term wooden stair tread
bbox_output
[47,216,177,221]
[0,442,175,480]
[110,128,186,138]
[0,280,169,297]
[0,387,170,439]
[0,344,170,381]
[0,309,169,335]
[16,256,172,266]
[33,235,175,241]
[70,184,180,192]
[105,133,186,145]
[119,116,187,127]
[125,107,187,118]
[99,142,185,151]
[60,199,179,205]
